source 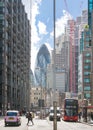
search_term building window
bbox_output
[0,14,4,19]
[85,44,89,48]
[84,93,90,98]
[84,86,90,91]
[84,78,90,83]
[84,65,90,69]
[85,53,91,57]
[84,72,90,75]
[84,59,91,63]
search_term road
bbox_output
[0,116,93,130]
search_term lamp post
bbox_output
[40,74,43,119]
[38,68,43,119]
[53,0,57,130]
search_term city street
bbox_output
[0,116,93,130]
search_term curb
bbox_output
[80,121,93,126]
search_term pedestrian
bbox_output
[27,112,34,125]
[91,112,93,120]
[78,112,81,122]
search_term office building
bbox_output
[34,44,51,88]
[0,0,31,113]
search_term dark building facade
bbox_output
[82,28,92,103]
[88,0,93,29]
[88,0,93,105]
[0,0,31,113]
[79,0,93,106]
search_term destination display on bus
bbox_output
[65,99,78,109]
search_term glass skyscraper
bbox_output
[34,44,51,88]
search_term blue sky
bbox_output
[22,0,88,71]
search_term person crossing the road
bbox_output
[27,112,34,125]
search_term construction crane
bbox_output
[64,0,84,14]
[80,1,84,9]
[64,0,69,12]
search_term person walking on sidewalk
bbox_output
[27,112,34,125]
[91,112,93,120]
[78,112,81,122]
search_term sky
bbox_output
[22,0,88,72]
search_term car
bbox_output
[4,110,21,126]
[49,107,61,121]
[36,111,40,116]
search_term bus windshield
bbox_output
[65,109,77,116]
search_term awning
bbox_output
[87,106,93,109]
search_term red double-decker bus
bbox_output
[62,98,78,122]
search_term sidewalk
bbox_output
[80,117,93,126]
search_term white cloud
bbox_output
[22,1,73,72]
[31,0,43,72]
[31,8,72,72]
[22,0,42,72]
[50,10,72,38]
[38,21,48,35]
[31,1,41,44]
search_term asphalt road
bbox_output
[0,116,93,130]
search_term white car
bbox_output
[49,107,61,121]
[4,110,21,126]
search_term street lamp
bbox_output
[40,73,43,119]
[53,0,57,130]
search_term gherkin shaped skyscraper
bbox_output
[34,44,51,87]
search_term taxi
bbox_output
[4,110,21,126]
